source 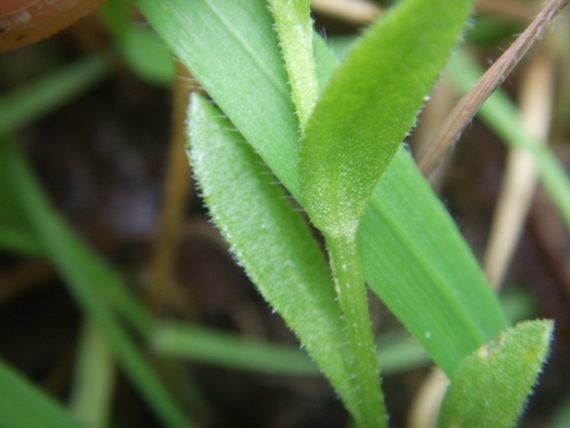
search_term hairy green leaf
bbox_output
[268,0,318,129]
[437,320,554,428]
[187,94,377,424]
[299,0,475,237]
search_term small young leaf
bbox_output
[299,0,476,237]
[437,320,554,428]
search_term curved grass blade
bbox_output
[437,320,553,427]
[69,320,115,428]
[188,93,374,425]
[135,0,508,377]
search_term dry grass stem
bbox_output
[406,368,450,428]
[416,0,569,178]
[146,62,196,313]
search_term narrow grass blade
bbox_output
[0,226,44,256]
[188,94,371,424]
[358,148,508,374]
[135,0,508,377]
[437,320,554,428]
[98,0,174,86]
[0,138,194,428]
[69,320,115,428]
[0,359,83,428]
[268,0,318,129]
[152,322,431,377]
[0,56,108,137]
[152,322,320,376]
[447,49,570,234]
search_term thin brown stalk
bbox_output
[146,62,198,313]
[416,0,570,178]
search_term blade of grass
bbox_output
[152,322,431,376]
[300,0,476,236]
[0,137,195,428]
[0,359,84,428]
[0,56,108,137]
[446,49,570,234]
[0,56,108,258]
[152,322,320,376]
[98,0,174,86]
[298,2,477,420]
[135,0,509,376]
[0,226,44,256]
[69,320,115,428]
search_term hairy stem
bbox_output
[326,234,387,428]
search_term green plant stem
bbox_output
[326,235,386,428]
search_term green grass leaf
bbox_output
[68,321,115,428]
[0,359,84,428]
[0,56,108,137]
[437,320,554,428]
[152,322,431,376]
[152,322,320,376]
[135,0,508,378]
[0,57,107,257]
